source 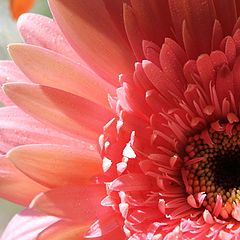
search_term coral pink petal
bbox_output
[38,215,124,240]
[31,184,113,222]
[17,13,86,65]
[9,44,115,110]
[37,220,88,240]
[49,0,135,85]
[0,155,48,206]
[84,214,124,239]
[7,144,101,188]
[142,60,181,98]
[169,0,215,56]
[103,1,126,38]
[1,208,59,240]
[0,106,85,154]
[214,1,237,35]
[109,173,156,192]
[130,0,172,45]
[123,3,144,61]
[3,83,113,141]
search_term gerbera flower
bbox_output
[2,0,240,239]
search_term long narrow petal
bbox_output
[169,0,215,57]
[37,220,88,240]
[0,106,86,154]
[17,13,86,65]
[0,61,29,84]
[0,92,10,106]
[3,83,113,141]
[109,173,156,192]
[0,155,48,206]
[8,44,115,110]
[38,216,124,240]
[0,61,29,105]
[1,208,59,240]
[30,185,112,222]
[7,144,102,188]
[123,3,144,61]
[49,0,135,85]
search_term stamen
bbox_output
[182,123,240,219]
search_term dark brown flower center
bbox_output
[182,123,240,217]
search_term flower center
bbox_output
[182,123,240,219]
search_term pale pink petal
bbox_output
[31,184,113,222]
[3,83,113,141]
[49,0,135,85]
[0,106,86,154]
[0,91,11,106]
[0,155,48,206]
[9,44,115,110]
[17,13,86,66]
[0,61,29,105]
[7,144,102,188]
[0,61,29,84]
[1,208,59,240]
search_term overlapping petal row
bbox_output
[2,0,240,239]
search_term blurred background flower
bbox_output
[0,0,51,60]
[0,0,50,233]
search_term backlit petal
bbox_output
[0,155,48,206]
[3,83,113,141]
[7,144,101,188]
[9,44,115,110]
[31,185,112,222]
[49,0,135,85]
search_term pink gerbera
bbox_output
[2,0,240,239]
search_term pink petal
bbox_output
[142,60,181,98]
[169,0,215,57]
[37,220,87,240]
[159,42,187,91]
[84,215,124,239]
[49,0,135,85]
[130,0,167,45]
[38,215,124,240]
[109,173,156,192]
[214,0,237,35]
[0,61,30,105]
[0,155,48,205]
[9,44,115,110]
[3,83,113,141]
[0,106,85,154]
[0,61,29,84]
[1,208,59,240]
[31,184,112,222]
[7,144,101,188]
[17,13,86,66]
[123,3,144,61]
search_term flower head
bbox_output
[2,0,240,239]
